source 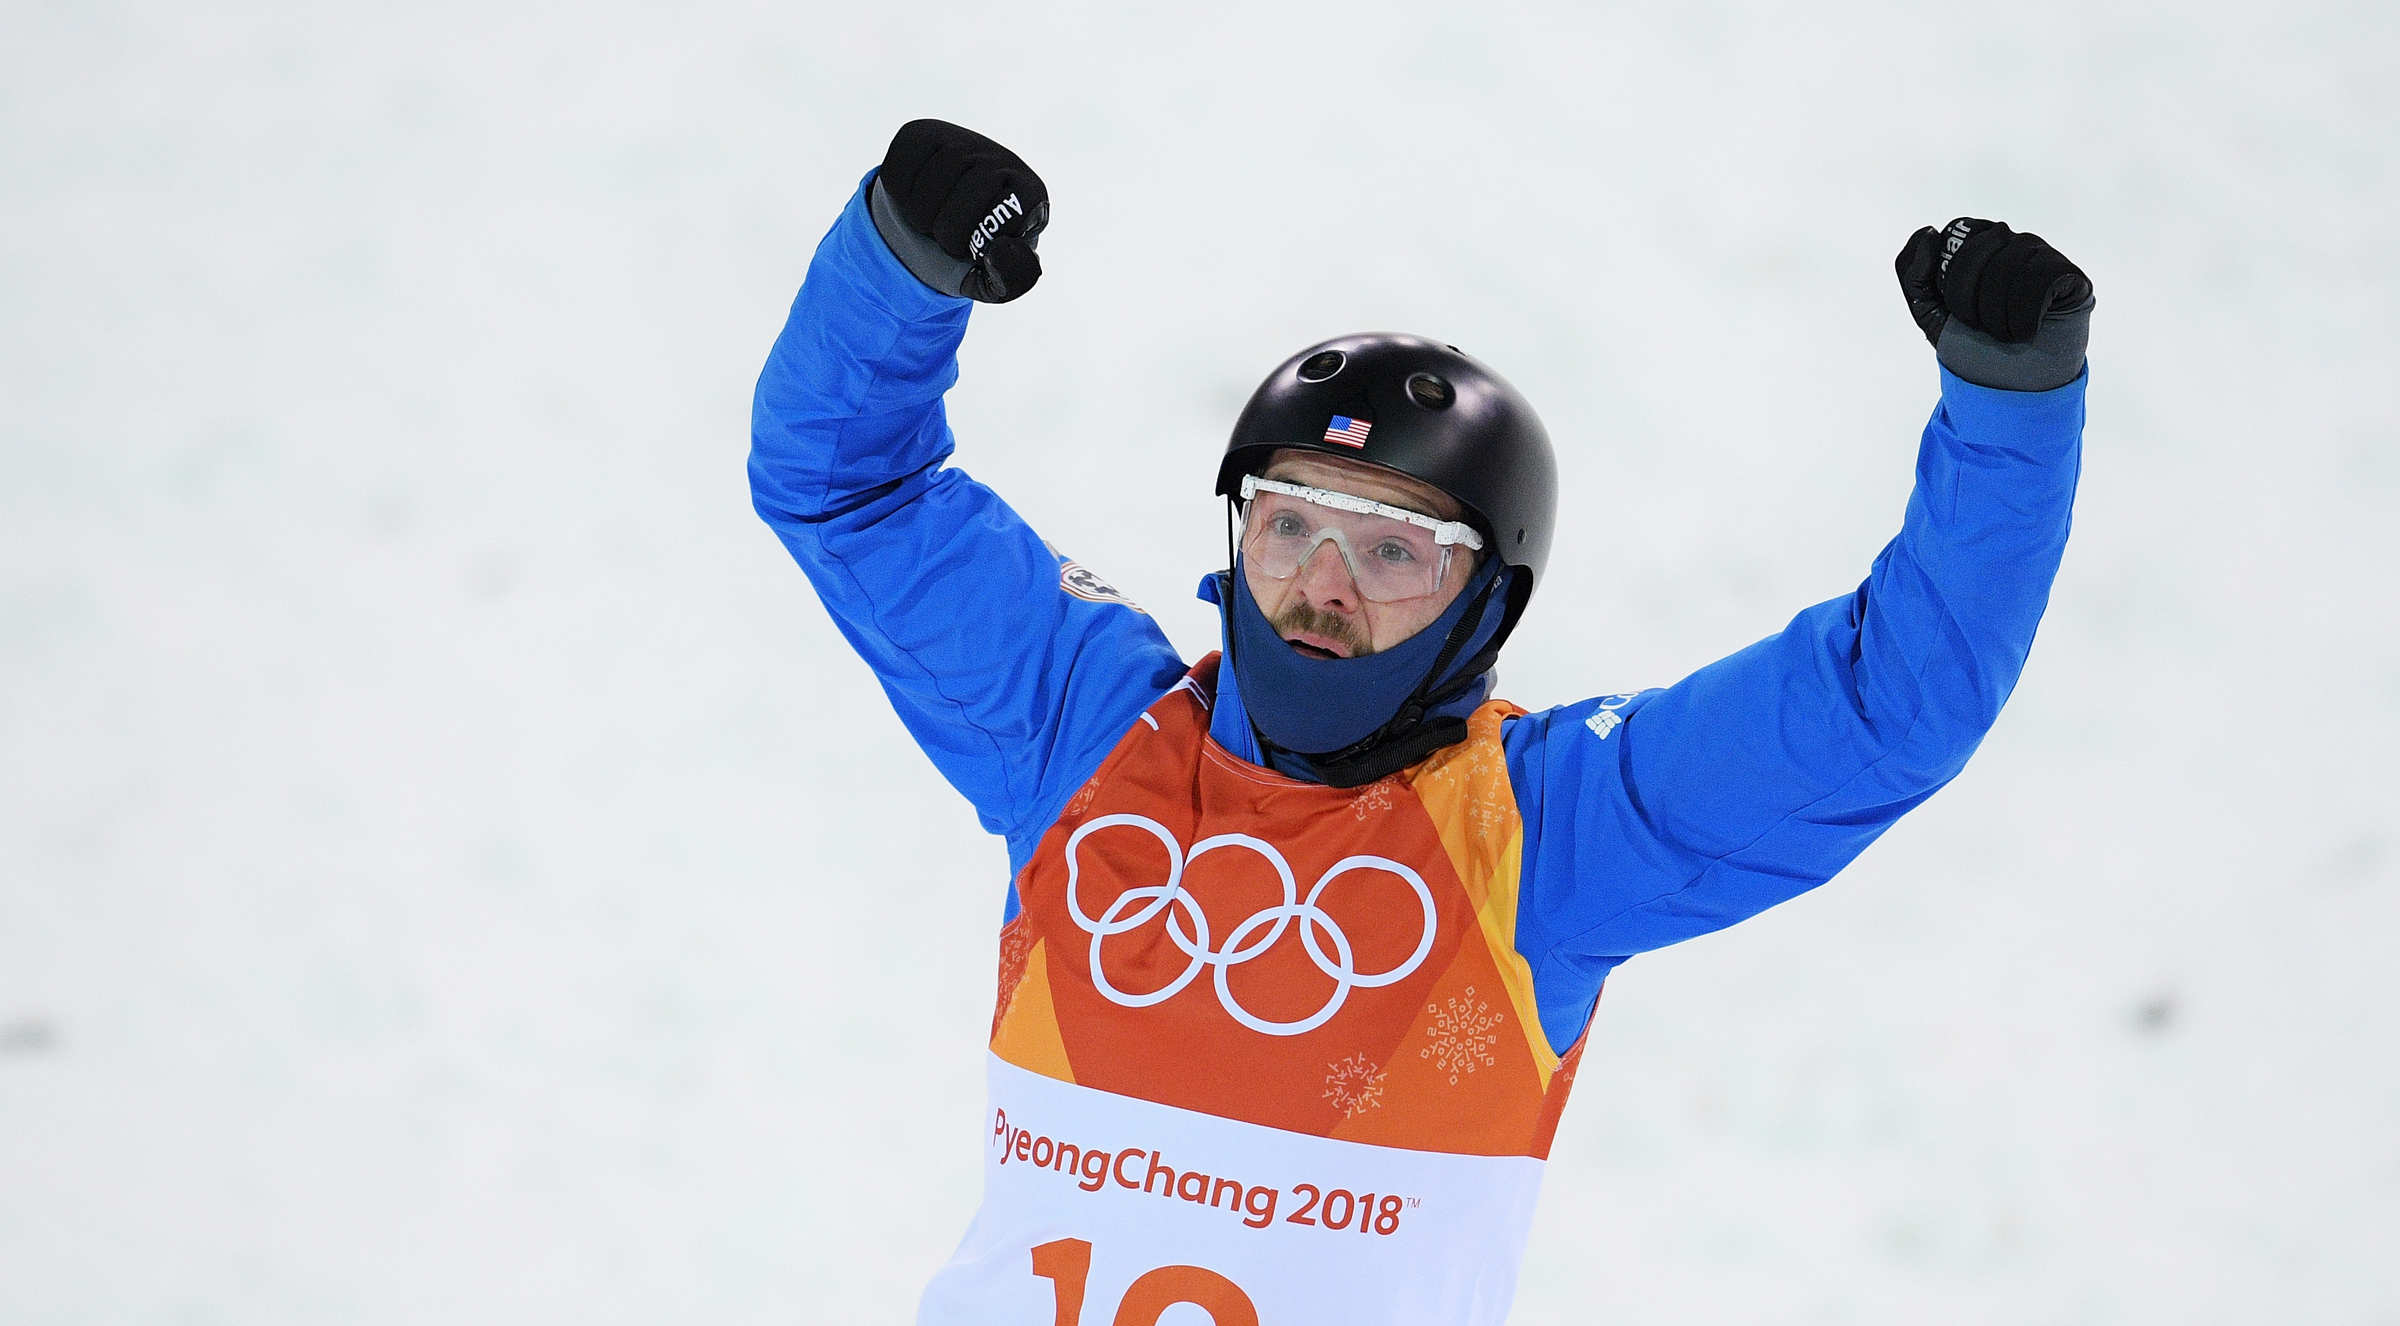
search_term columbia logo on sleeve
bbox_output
[1584,695,1635,740]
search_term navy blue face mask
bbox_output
[1225,553,1508,758]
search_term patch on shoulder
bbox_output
[1059,559,1146,613]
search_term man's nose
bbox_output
[1293,539,1359,611]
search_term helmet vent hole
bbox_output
[1516,529,1526,546]
[1406,373,1455,409]
[1297,351,1346,382]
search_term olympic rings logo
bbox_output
[1062,813,1438,1037]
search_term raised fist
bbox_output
[1897,219,2089,345]
[1896,219,2093,391]
[870,119,1049,303]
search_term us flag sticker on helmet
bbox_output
[1323,416,1372,448]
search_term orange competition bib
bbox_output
[918,656,1589,1326]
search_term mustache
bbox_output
[1270,601,1374,658]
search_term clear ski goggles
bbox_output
[1237,474,1485,603]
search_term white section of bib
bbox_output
[917,1055,1547,1326]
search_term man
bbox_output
[751,120,2090,1325]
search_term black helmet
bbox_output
[1215,333,1558,620]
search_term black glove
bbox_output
[1896,218,2094,391]
[869,119,1049,303]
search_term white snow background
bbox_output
[3,0,2395,1321]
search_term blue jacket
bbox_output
[752,175,2085,1054]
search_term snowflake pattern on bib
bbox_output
[1348,777,1397,822]
[990,921,1037,1038]
[1421,985,1505,1085]
[1062,774,1103,821]
[1323,1052,1389,1117]
[1460,752,1509,835]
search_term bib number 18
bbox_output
[1031,1238,1259,1326]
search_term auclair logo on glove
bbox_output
[877,118,1051,303]
[1938,217,1982,277]
[969,194,1028,260]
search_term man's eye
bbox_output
[1373,540,1418,565]
[1267,513,1309,537]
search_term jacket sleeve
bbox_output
[1507,366,2086,1050]
[750,172,1188,875]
